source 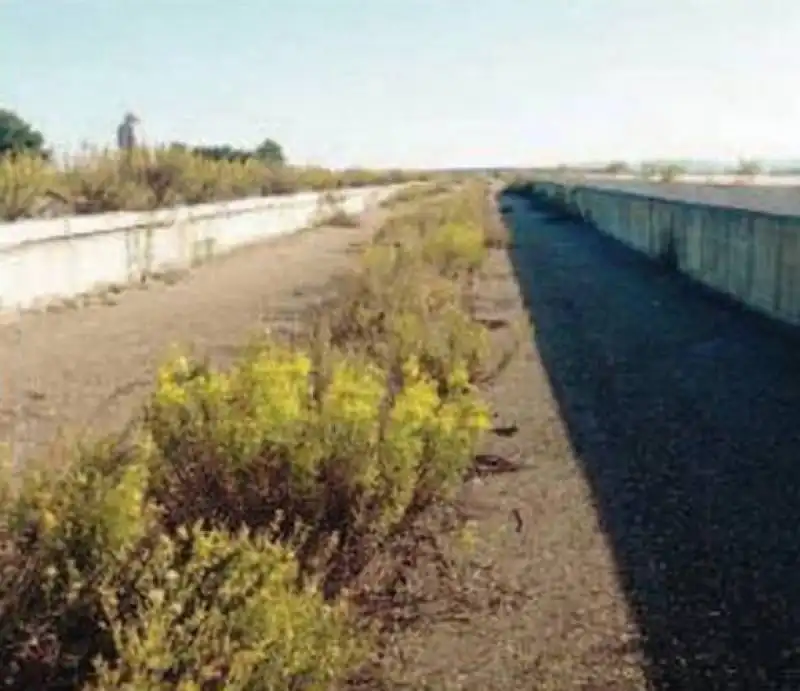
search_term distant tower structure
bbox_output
[116,112,139,151]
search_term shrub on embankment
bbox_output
[0,180,509,690]
[0,147,437,222]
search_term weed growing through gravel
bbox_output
[0,180,514,690]
[312,190,362,228]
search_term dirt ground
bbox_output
[5,194,800,690]
[0,219,374,466]
[380,195,800,690]
[376,210,647,691]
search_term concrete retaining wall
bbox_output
[0,185,400,313]
[526,181,800,327]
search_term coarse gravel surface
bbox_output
[386,194,800,690]
[379,239,646,691]
[506,195,800,689]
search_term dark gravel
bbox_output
[505,194,800,690]
[572,178,800,217]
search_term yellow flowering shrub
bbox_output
[324,240,490,389]
[144,342,489,590]
[0,442,158,689]
[420,220,487,279]
[0,173,501,691]
[87,528,362,691]
[0,439,362,691]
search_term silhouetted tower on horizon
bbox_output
[116,112,139,151]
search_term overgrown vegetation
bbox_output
[0,180,514,690]
[0,147,434,222]
[378,180,456,207]
[312,191,361,228]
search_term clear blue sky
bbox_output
[2,0,798,168]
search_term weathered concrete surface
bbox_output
[569,177,800,215]
[0,185,397,314]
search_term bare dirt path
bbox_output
[386,195,800,690]
[382,211,646,691]
[0,220,373,465]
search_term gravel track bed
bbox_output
[390,196,800,690]
[506,196,800,689]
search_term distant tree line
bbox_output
[0,107,287,166]
[168,138,286,166]
[0,108,49,159]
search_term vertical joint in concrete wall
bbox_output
[742,214,755,306]
[772,228,784,319]
[657,205,678,271]
[124,229,141,282]
[660,224,678,271]
[144,226,155,275]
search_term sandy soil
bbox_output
[0,220,373,465]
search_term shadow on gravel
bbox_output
[502,192,800,690]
